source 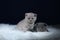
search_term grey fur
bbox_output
[30,22,48,32]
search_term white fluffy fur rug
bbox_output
[0,24,60,40]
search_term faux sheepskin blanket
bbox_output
[0,24,60,40]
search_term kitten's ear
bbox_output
[44,23,48,27]
[34,14,37,17]
[44,24,47,26]
[25,13,27,16]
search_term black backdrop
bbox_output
[0,0,59,25]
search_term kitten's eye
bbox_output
[32,18,34,19]
[28,18,30,19]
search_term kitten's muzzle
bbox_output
[28,21,33,24]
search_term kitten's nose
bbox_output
[30,19,32,21]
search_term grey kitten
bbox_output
[30,22,48,32]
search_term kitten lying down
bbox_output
[30,22,48,32]
[17,12,37,32]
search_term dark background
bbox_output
[0,0,59,25]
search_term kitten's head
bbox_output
[25,12,37,24]
[35,23,48,32]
